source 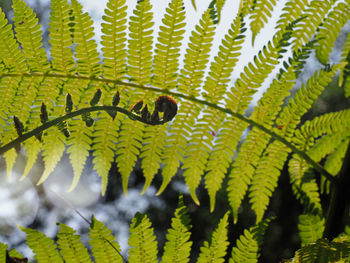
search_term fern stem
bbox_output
[0,105,167,155]
[324,141,350,239]
[0,72,337,184]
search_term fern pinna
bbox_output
[0,0,350,261]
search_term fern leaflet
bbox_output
[315,2,350,65]
[197,212,230,263]
[250,0,277,44]
[57,223,93,263]
[159,7,216,197]
[230,217,274,263]
[19,226,64,263]
[140,0,186,194]
[89,216,123,263]
[128,212,158,263]
[162,195,192,263]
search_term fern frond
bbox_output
[230,217,273,263]
[89,215,123,263]
[49,0,75,74]
[323,138,349,181]
[21,138,41,179]
[250,0,277,44]
[197,212,230,263]
[128,212,158,263]
[159,8,216,197]
[140,0,186,194]
[67,118,93,190]
[182,15,245,209]
[339,30,350,98]
[0,9,27,73]
[162,195,192,263]
[101,0,127,79]
[57,223,93,263]
[315,2,350,65]
[71,0,101,77]
[246,69,298,223]
[2,130,19,179]
[115,0,154,194]
[19,225,64,263]
[37,128,66,185]
[293,239,350,262]
[12,0,49,72]
[289,156,322,212]
[212,0,225,23]
[249,64,344,223]
[220,39,281,222]
[0,242,25,262]
[152,0,185,91]
[292,0,336,52]
[298,213,324,246]
[289,109,350,205]
[239,0,254,16]
[276,0,308,30]
[128,0,153,86]
[293,109,350,152]
[92,0,128,194]
[92,110,120,194]
[65,0,101,190]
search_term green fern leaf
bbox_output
[57,223,93,263]
[37,128,66,185]
[315,2,350,65]
[140,0,186,194]
[89,215,123,263]
[127,0,153,85]
[93,0,128,195]
[0,242,25,262]
[21,138,41,179]
[339,30,350,98]
[0,9,27,72]
[182,15,245,209]
[239,0,254,16]
[67,118,93,190]
[250,0,277,44]
[101,0,127,79]
[12,0,49,72]
[276,0,308,30]
[294,239,350,263]
[162,195,192,263]
[323,138,349,181]
[2,132,18,179]
[219,39,280,222]
[250,64,344,223]
[49,0,75,74]
[19,225,64,263]
[292,0,336,52]
[152,0,185,91]
[230,217,274,263]
[129,212,158,263]
[298,213,324,246]
[140,124,166,193]
[92,110,120,194]
[289,156,322,213]
[197,212,230,263]
[245,69,298,223]
[115,0,154,195]
[159,8,216,199]
[71,0,101,77]
[214,0,225,23]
